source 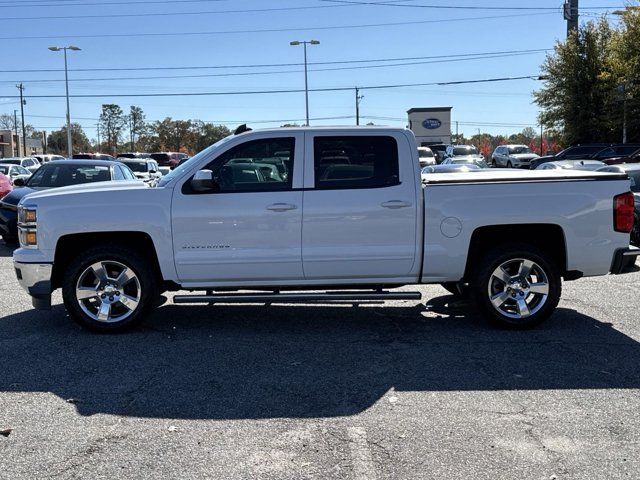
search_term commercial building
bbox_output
[407,107,452,146]
[0,130,44,158]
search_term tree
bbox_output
[192,122,231,152]
[47,123,90,154]
[99,104,127,154]
[151,118,194,152]
[0,114,17,131]
[534,19,619,145]
[128,105,147,151]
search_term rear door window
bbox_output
[313,136,399,190]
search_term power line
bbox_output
[0,51,548,84]
[0,12,556,40]
[0,0,233,8]
[321,0,620,11]
[0,74,541,99]
[0,48,550,74]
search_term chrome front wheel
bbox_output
[75,260,142,323]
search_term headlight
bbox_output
[17,205,37,248]
[18,205,37,225]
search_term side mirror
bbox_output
[190,169,219,192]
[13,178,25,187]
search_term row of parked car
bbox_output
[0,152,189,244]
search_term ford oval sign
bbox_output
[422,118,442,130]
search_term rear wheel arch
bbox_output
[463,224,568,280]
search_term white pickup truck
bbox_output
[12,127,639,332]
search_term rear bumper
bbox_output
[610,247,640,274]
[14,261,53,310]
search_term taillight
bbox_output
[614,192,635,233]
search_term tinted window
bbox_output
[508,146,532,154]
[122,161,147,173]
[27,164,112,187]
[121,165,136,180]
[314,136,399,190]
[453,146,478,156]
[112,166,125,181]
[201,137,294,192]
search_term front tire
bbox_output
[469,244,561,329]
[506,160,513,168]
[440,282,469,297]
[62,246,159,332]
[632,213,640,247]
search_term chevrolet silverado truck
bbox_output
[12,127,640,332]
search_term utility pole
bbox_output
[355,87,364,126]
[456,121,459,141]
[564,0,579,37]
[17,84,26,156]
[289,40,320,126]
[540,123,544,154]
[13,110,18,156]
[130,115,134,150]
[96,123,101,152]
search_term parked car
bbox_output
[441,157,490,168]
[0,164,32,185]
[530,144,611,170]
[158,166,172,176]
[597,164,640,246]
[421,164,481,174]
[535,160,607,171]
[150,152,189,168]
[491,145,539,168]
[0,160,138,244]
[0,173,12,200]
[586,144,640,165]
[417,147,436,167]
[118,159,162,185]
[428,144,449,164]
[117,152,151,159]
[72,153,117,161]
[34,154,66,164]
[445,144,483,159]
[11,127,639,332]
[0,157,41,173]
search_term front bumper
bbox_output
[14,261,53,310]
[610,247,640,274]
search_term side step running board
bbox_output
[173,290,422,304]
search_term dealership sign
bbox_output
[422,118,442,130]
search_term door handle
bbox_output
[266,203,297,212]
[381,200,412,209]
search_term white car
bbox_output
[117,159,162,186]
[535,160,607,171]
[34,154,66,164]
[444,145,485,163]
[0,163,32,184]
[417,147,436,167]
[491,145,540,169]
[12,126,639,332]
[0,157,41,173]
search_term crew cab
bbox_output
[12,127,640,332]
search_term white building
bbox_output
[407,107,452,146]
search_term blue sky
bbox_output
[0,0,623,141]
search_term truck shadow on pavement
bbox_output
[1,297,639,420]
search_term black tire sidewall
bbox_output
[62,246,158,333]
[470,244,561,329]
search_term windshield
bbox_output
[121,161,148,173]
[157,134,234,187]
[418,149,434,158]
[1,159,20,165]
[453,146,478,156]
[26,164,112,188]
[629,172,640,193]
[0,166,9,175]
[508,146,532,154]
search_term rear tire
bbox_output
[632,213,640,248]
[62,245,159,333]
[469,243,561,329]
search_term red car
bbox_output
[591,145,640,165]
[150,152,189,168]
[0,173,12,199]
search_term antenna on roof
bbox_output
[234,124,252,135]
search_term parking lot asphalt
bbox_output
[0,242,639,480]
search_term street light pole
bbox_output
[290,40,320,126]
[49,46,81,157]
